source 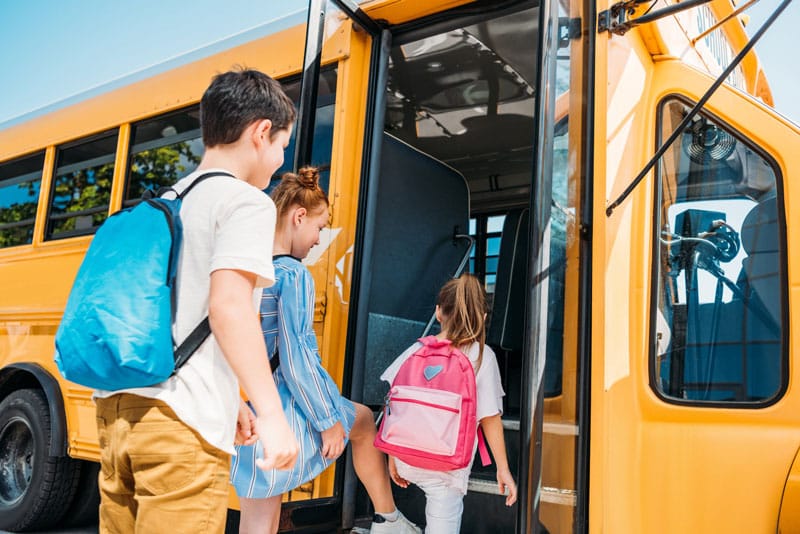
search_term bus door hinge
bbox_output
[597,1,638,35]
[559,17,582,47]
[314,294,327,323]
[599,0,715,36]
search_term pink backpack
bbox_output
[374,336,490,471]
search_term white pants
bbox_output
[416,479,465,534]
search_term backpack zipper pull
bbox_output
[384,392,392,416]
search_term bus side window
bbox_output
[46,130,118,240]
[125,106,204,206]
[653,97,786,405]
[0,151,45,248]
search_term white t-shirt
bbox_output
[380,340,505,494]
[95,168,276,454]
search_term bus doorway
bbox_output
[345,4,583,532]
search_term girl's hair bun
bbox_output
[297,166,320,190]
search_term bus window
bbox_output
[46,130,118,239]
[0,151,44,248]
[469,214,504,294]
[653,97,786,404]
[125,106,203,205]
[268,67,339,194]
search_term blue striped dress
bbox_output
[230,255,356,498]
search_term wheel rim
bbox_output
[0,415,34,506]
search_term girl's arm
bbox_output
[276,268,343,433]
[387,456,409,488]
[480,414,518,506]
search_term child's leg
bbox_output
[348,402,395,514]
[238,495,282,534]
[419,481,464,534]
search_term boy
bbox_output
[94,69,299,533]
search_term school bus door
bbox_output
[263,2,385,532]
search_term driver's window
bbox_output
[652,97,786,405]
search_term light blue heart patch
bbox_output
[424,365,443,381]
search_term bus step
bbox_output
[502,418,579,436]
[541,486,577,506]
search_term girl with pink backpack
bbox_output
[378,274,517,533]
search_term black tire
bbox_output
[0,388,81,531]
[60,460,100,528]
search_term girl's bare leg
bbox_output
[238,495,282,534]
[349,402,396,514]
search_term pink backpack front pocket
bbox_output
[380,385,462,456]
[375,336,489,471]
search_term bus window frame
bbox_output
[45,128,120,241]
[124,104,203,207]
[0,150,46,249]
[649,92,789,409]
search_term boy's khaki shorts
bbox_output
[95,394,230,533]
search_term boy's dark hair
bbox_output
[200,68,296,147]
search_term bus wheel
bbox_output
[61,460,100,527]
[0,388,80,531]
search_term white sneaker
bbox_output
[369,511,422,534]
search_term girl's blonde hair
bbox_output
[270,166,328,219]
[436,273,487,371]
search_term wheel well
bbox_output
[0,364,68,457]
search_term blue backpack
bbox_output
[54,172,232,390]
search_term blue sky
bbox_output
[0,0,797,126]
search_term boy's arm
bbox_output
[480,413,518,506]
[209,268,298,470]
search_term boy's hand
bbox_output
[235,400,257,446]
[388,456,409,488]
[320,421,347,460]
[496,467,517,506]
[255,412,299,471]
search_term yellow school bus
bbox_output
[0,0,798,532]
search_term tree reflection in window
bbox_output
[125,107,203,205]
[653,98,785,405]
[47,131,118,240]
[0,152,44,248]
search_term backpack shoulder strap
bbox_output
[169,171,235,373]
[173,317,211,371]
[176,171,236,199]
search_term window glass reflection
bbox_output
[125,106,203,205]
[0,152,44,248]
[654,98,784,404]
[47,131,118,240]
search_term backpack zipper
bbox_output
[389,396,460,413]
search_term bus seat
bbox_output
[362,133,470,405]
[739,195,781,328]
[487,208,529,351]
[739,195,782,399]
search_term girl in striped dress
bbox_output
[230,167,419,534]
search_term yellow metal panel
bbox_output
[363,0,475,24]
[31,146,55,246]
[779,447,800,532]
[310,20,374,502]
[597,57,800,532]
[108,123,130,214]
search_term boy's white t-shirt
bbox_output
[95,169,276,454]
[380,340,505,494]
